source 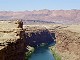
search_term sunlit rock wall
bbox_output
[0,21,26,60]
[48,25,80,60]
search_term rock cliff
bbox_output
[0,20,26,60]
[23,25,55,47]
[47,24,80,60]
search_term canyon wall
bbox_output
[0,20,80,60]
[0,21,26,60]
[23,25,55,47]
[24,24,80,60]
[48,24,80,60]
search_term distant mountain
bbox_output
[0,9,80,24]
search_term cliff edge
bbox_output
[47,24,80,60]
[0,20,26,60]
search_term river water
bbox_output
[28,46,55,60]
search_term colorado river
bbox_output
[28,46,55,60]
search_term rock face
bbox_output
[0,21,26,60]
[23,25,55,47]
[47,24,80,60]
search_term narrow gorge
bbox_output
[24,25,56,60]
[0,20,80,60]
[0,20,56,60]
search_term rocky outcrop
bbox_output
[0,20,26,60]
[23,25,55,47]
[47,24,80,60]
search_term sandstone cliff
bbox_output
[23,25,55,47]
[0,20,26,60]
[47,24,80,60]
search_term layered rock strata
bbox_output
[23,25,55,47]
[0,21,26,60]
[47,24,80,60]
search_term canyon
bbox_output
[0,20,55,60]
[0,20,80,60]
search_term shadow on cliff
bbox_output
[25,29,56,47]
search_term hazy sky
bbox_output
[0,0,80,11]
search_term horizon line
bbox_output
[0,9,80,12]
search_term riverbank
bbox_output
[28,46,55,60]
[49,46,61,60]
[25,46,34,60]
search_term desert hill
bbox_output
[0,9,80,24]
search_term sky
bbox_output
[0,0,80,11]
